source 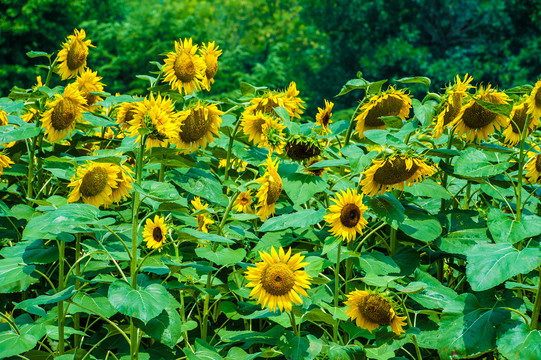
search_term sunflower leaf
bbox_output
[472,97,513,117]
[396,76,431,88]
[335,78,370,97]
[258,209,326,232]
[497,322,541,360]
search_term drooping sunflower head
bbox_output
[233,190,254,213]
[191,196,214,233]
[355,86,412,138]
[244,91,286,117]
[245,246,312,313]
[0,153,14,176]
[502,97,540,147]
[174,101,223,154]
[324,188,368,242]
[57,29,93,80]
[527,79,541,119]
[75,68,105,108]
[315,99,334,134]
[41,83,87,143]
[450,85,510,143]
[142,215,168,252]
[163,38,207,95]
[256,157,282,220]
[200,41,222,89]
[260,116,286,154]
[525,148,541,184]
[67,162,119,208]
[345,289,407,335]
[282,81,305,119]
[360,155,437,197]
[433,74,474,138]
[285,135,322,161]
[241,111,276,145]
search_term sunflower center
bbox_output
[535,88,541,108]
[80,167,109,197]
[321,113,331,127]
[67,39,87,70]
[261,262,295,296]
[239,196,250,205]
[373,157,419,185]
[364,96,405,127]
[266,176,282,205]
[462,96,500,129]
[179,108,212,143]
[153,226,163,241]
[286,139,321,161]
[124,107,136,123]
[174,52,196,83]
[536,155,541,172]
[340,203,361,228]
[358,294,393,325]
[205,54,218,80]
[510,105,529,134]
[256,98,280,114]
[51,98,78,130]
[85,92,98,107]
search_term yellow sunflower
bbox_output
[200,41,222,90]
[256,157,282,220]
[163,38,207,95]
[233,190,254,213]
[41,83,87,143]
[260,116,286,154]
[315,99,334,134]
[345,289,407,336]
[192,197,214,233]
[285,135,322,161]
[244,92,287,117]
[173,101,223,154]
[127,93,179,149]
[0,154,14,176]
[360,155,436,197]
[110,164,133,203]
[502,97,540,146]
[433,74,474,138]
[0,110,7,126]
[75,68,105,109]
[241,111,276,145]
[142,215,168,252]
[450,85,510,143]
[67,162,119,208]
[116,99,139,132]
[355,87,412,138]
[245,246,312,313]
[303,158,326,177]
[57,29,94,80]
[324,188,368,242]
[218,158,248,172]
[283,81,305,119]
[527,79,541,119]
[22,108,39,123]
[525,148,541,184]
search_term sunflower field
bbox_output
[0,25,541,360]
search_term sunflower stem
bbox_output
[390,227,398,256]
[201,242,219,341]
[401,298,422,360]
[57,240,65,356]
[333,242,342,343]
[218,191,240,236]
[74,233,82,349]
[26,133,38,203]
[158,163,166,182]
[516,114,531,222]
[344,102,363,147]
[530,267,541,330]
[224,119,242,183]
[288,311,299,337]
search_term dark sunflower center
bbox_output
[286,139,321,161]
[179,108,212,143]
[85,92,98,107]
[252,118,266,135]
[80,167,108,197]
[174,52,196,83]
[462,94,501,129]
[153,226,163,241]
[510,105,529,134]
[205,55,218,80]
[535,88,541,108]
[358,294,393,325]
[373,157,419,185]
[239,196,249,205]
[442,93,463,126]
[261,262,295,296]
[536,155,541,172]
[266,176,282,205]
[340,203,361,228]
[67,39,87,70]
[321,113,331,127]
[364,96,405,127]
[124,107,136,124]
[51,98,77,130]
[197,215,206,230]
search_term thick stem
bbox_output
[343,102,363,147]
[201,242,219,341]
[289,311,299,337]
[390,227,398,256]
[530,267,541,330]
[333,243,342,343]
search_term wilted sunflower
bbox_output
[241,111,276,145]
[142,215,168,252]
[285,135,322,161]
[450,85,510,143]
[315,99,334,134]
[324,188,368,242]
[110,164,133,203]
[527,79,541,119]
[127,93,179,149]
[244,92,287,117]
[345,289,407,336]
[174,101,223,153]
[525,148,541,184]
[283,81,305,119]
[433,74,473,138]
[75,68,105,109]
[233,190,253,213]
[0,154,14,176]
[260,116,286,154]
[245,246,312,313]
[360,155,436,197]
[502,97,540,146]
[57,29,93,80]
[256,157,282,220]
[355,87,411,138]
[163,38,207,95]
[200,42,222,90]
[41,83,87,143]
[68,162,119,208]
[192,197,214,233]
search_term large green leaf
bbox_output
[0,258,38,293]
[185,339,224,360]
[398,207,441,242]
[454,148,510,178]
[404,179,451,199]
[0,239,58,265]
[195,246,246,266]
[16,285,76,315]
[0,123,40,143]
[259,209,325,232]
[437,228,490,255]
[368,193,405,229]
[135,307,183,349]
[278,333,323,360]
[408,271,458,310]
[169,168,227,206]
[466,243,541,291]
[133,181,182,202]
[282,173,327,205]
[497,323,541,360]
[0,331,38,358]
[487,208,541,244]
[218,326,283,348]
[68,291,118,318]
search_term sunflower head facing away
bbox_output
[315,99,334,134]
[67,162,119,208]
[57,29,93,80]
[163,38,207,95]
[245,246,312,313]
[256,157,282,220]
[433,74,474,138]
[200,41,222,90]
[527,79,541,119]
[355,86,411,138]
[324,188,368,242]
[260,116,286,154]
[142,215,168,252]
[360,155,436,197]
[75,68,105,109]
[502,97,540,147]
[525,149,541,184]
[345,289,407,335]
[283,81,305,119]
[174,101,223,154]
[285,135,322,161]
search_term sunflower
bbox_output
[191,197,214,233]
[22,108,39,123]
[527,79,541,119]
[244,92,287,117]
[324,188,368,242]
[0,154,14,176]
[315,99,334,134]
[233,190,254,213]
[303,158,326,177]
[260,116,286,154]
[502,97,540,146]
[218,158,248,172]
[241,111,276,145]
[116,99,139,132]
[245,246,312,313]
[256,157,283,220]
[283,81,305,119]
[110,164,133,203]
[450,85,510,143]
[75,68,105,109]
[355,87,411,138]
[285,135,322,161]
[525,148,541,184]
[57,29,93,80]
[433,74,474,138]
[345,289,407,336]
[41,83,87,143]
[360,155,436,197]
[0,110,7,126]
[173,101,223,154]
[163,38,207,95]
[142,215,168,252]
[67,162,119,208]
[127,93,179,149]
[200,42,222,90]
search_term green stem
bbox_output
[530,267,541,330]
[343,102,363,147]
[57,240,65,355]
[218,191,241,236]
[516,114,531,222]
[158,163,166,182]
[201,242,219,341]
[224,119,242,183]
[26,134,38,203]
[333,242,342,343]
[390,227,398,256]
[401,298,422,360]
[289,311,299,337]
[74,234,82,349]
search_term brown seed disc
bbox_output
[51,98,77,130]
[340,203,361,228]
[373,157,419,185]
[174,52,196,83]
[67,39,86,70]
[510,105,529,134]
[536,155,541,172]
[179,108,211,143]
[80,167,108,197]
[364,96,405,127]
[205,55,218,80]
[153,226,163,241]
[261,263,295,296]
[358,294,393,325]
[266,177,282,205]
